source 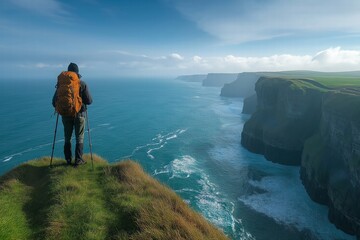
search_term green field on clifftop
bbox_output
[261,71,360,89]
[0,155,228,240]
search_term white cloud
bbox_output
[20,63,64,69]
[169,53,184,60]
[102,47,360,76]
[193,55,202,63]
[35,63,49,68]
[167,0,360,43]
[8,0,68,18]
[7,47,360,78]
[313,47,360,65]
[180,47,360,73]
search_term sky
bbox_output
[1,0,360,79]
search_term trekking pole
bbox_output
[85,109,94,170]
[50,113,59,167]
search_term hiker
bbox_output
[52,62,93,166]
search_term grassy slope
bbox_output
[260,71,360,89]
[0,155,228,240]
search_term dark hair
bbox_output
[68,62,81,78]
[68,62,79,73]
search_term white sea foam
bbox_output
[239,174,355,240]
[161,129,186,140]
[98,123,110,126]
[3,157,12,162]
[169,155,197,179]
[118,128,187,160]
[147,153,155,160]
[153,168,170,176]
[154,155,197,179]
[125,142,159,158]
[1,140,63,164]
[147,143,166,159]
[157,155,254,240]
[166,134,177,140]
[229,202,240,235]
[178,129,187,134]
[175,188,201,194]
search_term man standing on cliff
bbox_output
[52,62,93,167]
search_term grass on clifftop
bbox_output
[261,71,360,89]
[0,155,228,240]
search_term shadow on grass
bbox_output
[0,160,67,240]
[98,166,140,239]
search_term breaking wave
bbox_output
[118,128,187,160]
[154,155,255,240]
[238,173,354,240]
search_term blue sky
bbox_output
[1,0,360,79]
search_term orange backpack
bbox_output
[55,71,82,117]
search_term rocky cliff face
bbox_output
[242,94,257,114]
[202,73,238,87]
[176,74,207,82]
[301,89,360,237]
[242,77,360,237]
[220,72,260,98]
[241,77,324,165]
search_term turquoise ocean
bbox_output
[0,79,356,240]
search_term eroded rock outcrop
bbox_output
[241,77,325,165]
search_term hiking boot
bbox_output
[74,143,86,168]
[73,159,87,168]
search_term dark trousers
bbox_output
[62,116,85,144]
[62,115,86,161]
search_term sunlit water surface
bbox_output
[0,79,355,240]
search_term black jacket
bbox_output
[52,80,93,117]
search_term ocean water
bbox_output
[0,79,355,240]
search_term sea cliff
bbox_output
[301,89,360,236]
[241,77,360,237]
[220,72,260,98]
[202,73,238,87]
[176,74,207,82]
[241,77,325,165]
[242,94,257,114]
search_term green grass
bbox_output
[0,155,228,240]
[310,76,360,88]
[259,71,360,89]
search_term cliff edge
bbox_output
[0,155,228,240]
